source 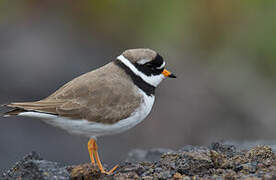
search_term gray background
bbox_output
[0,1,276,172]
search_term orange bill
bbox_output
[162,69,176,78]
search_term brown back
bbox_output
[7,62,143,124]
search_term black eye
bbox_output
[149,54,164,69]
[134,55,164,76]
[145,63,155,70]
[145,63,152,67]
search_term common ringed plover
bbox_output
[2,48,176,174]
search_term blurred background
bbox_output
[0,0,276,171]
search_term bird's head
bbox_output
[117,48,176,87]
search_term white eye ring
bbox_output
[137,59,151,65]
[156,61,166,69]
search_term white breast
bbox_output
[18,88,155,138]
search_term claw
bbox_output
[101,164,118,175]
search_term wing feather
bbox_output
[6,63,142,124]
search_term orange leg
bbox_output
[87,138,118,174]
[87,140,95,164]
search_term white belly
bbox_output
[18,89,155,138]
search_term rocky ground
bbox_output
[2,142,276,180]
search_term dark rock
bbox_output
[70,163,103,180]
[3,142,276,179]
[179,145,209,154]
[210,142,237,158]
[126,148,173,163]
[173,151,213,176]
[1,152,71,180]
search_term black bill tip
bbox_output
[168,73,176,78]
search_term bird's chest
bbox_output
[90,89,155,136]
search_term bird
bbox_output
[1,48,176,174]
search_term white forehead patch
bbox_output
[117,55,165,87]
[137,59,151,65]
[157,61,166,69]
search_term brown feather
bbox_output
[6,62,142,124]
[3,108,26,116]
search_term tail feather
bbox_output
[1,100,62,117]
[0,103,26,117]
[3,109,26,117]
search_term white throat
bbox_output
[117,55,165,87]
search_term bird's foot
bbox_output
[100,164,118,175]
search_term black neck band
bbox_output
[114,60,155,96]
